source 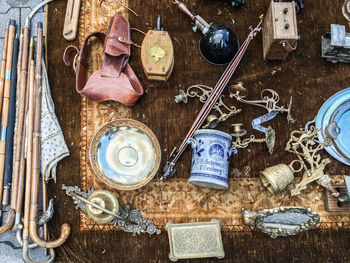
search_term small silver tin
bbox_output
[165,219,225,261]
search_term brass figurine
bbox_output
[175,84,241,128]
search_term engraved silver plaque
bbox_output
[165,219,225,261]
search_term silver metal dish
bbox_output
[165,219,224,261]
[316,88,350,165]
[90,119,161,190]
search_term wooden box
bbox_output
[262,1,298,60]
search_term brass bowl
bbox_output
[90,119,161,190]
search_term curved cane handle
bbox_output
[29,221,71,249]
[22,239,55,263]
[0,208,15,233]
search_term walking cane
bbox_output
[0,20,16,226]
[0,21,10,120]
[13,37,34,231]
[22,59,55,263]
[0,32,19,228]
[29,22,70,250]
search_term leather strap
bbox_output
[63,31,106,93]
[63,14,143,105]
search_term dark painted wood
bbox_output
[47,0,350,262]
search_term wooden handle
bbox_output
[174,0,195,20]
[63,0,81,41]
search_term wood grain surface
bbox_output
[46,0,350,262]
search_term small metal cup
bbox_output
[259,160,302,194]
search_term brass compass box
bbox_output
[262,1,298,60]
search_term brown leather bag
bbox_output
[63,14,143,106]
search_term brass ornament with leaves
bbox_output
[285,125,337,196]
[174,84,241,128]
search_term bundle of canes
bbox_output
[13,0,55,235]
[162,16,264,179]
[0,20,16,224]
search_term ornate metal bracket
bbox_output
[231,123,275,154]
[229,84,294,138]
[242,206,320,238]
[230,84,294,123]
[62,185,161,236]
[285,125,337,196]
[174,84,241,128]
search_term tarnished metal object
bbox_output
[62,185,161,236]
[259,160,302,194]
[230,123,275,153]
[322,24,350,63]
[165,219,224,261]
[242,206,320,238]
[175,84,241,129]
[285,124,336,196]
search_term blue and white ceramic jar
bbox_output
[187,129,237,189]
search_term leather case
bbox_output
[63,14,143,106]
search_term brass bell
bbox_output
[86,190,119,224]
[205,114,220,128]
[259,160,302,194]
